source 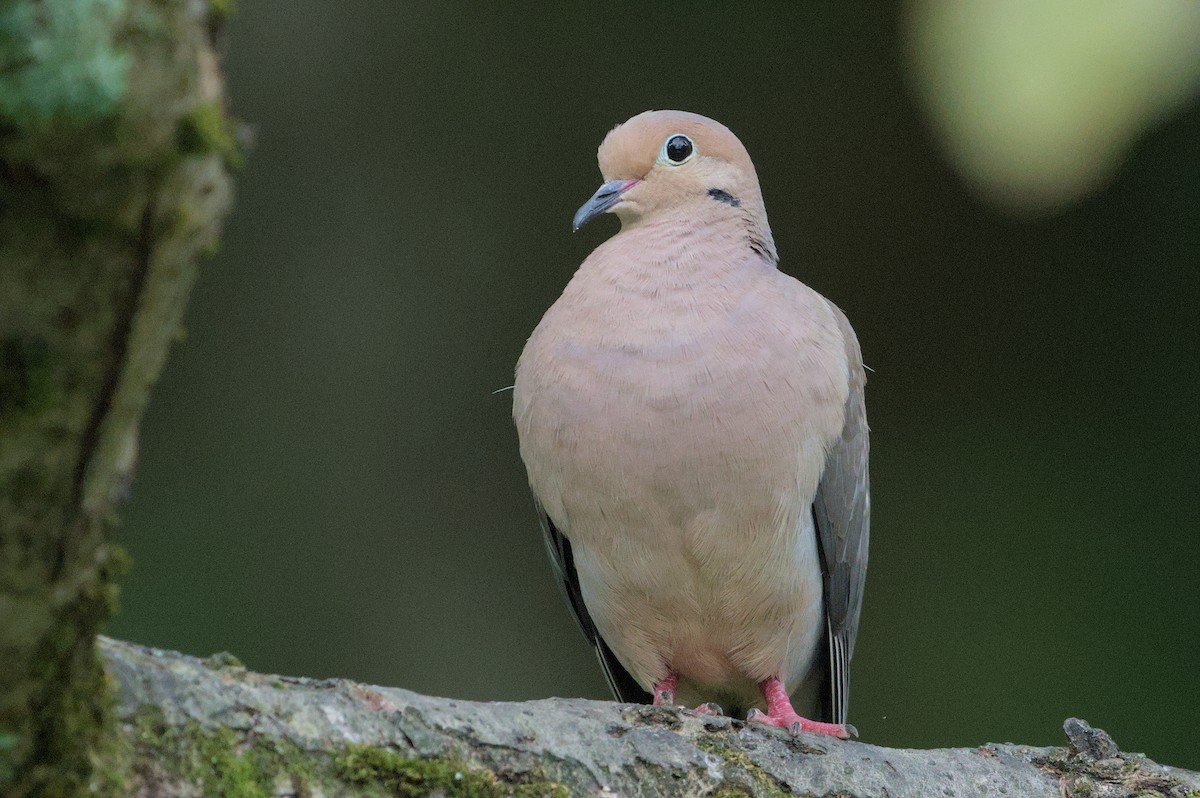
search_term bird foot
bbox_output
[653,692,724,718]
[651,672,679,707]
[750,676,857,739]
[746,708,856,739]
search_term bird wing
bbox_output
[535,498,651,703]
[811,301,871,726]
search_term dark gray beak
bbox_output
[572,179,641,231]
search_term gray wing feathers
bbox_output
[812,302,871,726]
[534,498,650,703]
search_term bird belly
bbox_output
[570,494,825,707]
[523,341,834,702]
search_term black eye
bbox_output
[665,134,693,164]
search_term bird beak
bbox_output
[572,179,641,231]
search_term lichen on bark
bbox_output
[99,637,1200,798]
[0,1,235,794]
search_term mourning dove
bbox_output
[513,110,869,738]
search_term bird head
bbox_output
[572,111,772,242]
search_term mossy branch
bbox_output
[101,637,1199,798]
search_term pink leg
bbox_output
[653,673,723,715]
[652,671,679,706]
[746,677,856,739]
[651,671,724,716]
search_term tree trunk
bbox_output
[102,636,1198,798]
[0,1,234,794]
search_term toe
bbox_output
[747,709,853,739]
[795,719,853,739]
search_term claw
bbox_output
[694,702,724,716]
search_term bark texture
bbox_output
[103,637,1199,798]
[0,1,234,794]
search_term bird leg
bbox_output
[652,672,724,715]
[651,671,678,706]
[746,677,856,739]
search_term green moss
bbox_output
[0,336,57,419]
[1031,747,1200,798]
[130,710,318,797]
[333,744,568,798]
[195,730,267,798]
[695,735,791,798]
[0,0,131,129]
[124,713,567,798]
[201,651,245,670]
[0,537,129,798]
[10,539,123,798]
[176,102,242,167]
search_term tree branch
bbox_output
[102,637,1199,797]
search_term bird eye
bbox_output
[660,134,695,166]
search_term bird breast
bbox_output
[515,242,848,539]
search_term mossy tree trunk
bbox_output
[0,1,235,794]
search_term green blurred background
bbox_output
[108,1,1199,769]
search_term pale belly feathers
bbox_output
[514,260,848,709]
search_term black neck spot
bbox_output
[707,188,741,207]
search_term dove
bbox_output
[513,110,869,738]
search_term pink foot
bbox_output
[693,702,724,716]
[747,678,857,739]
[652,671,679,706]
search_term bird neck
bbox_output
[619,198,778,270]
